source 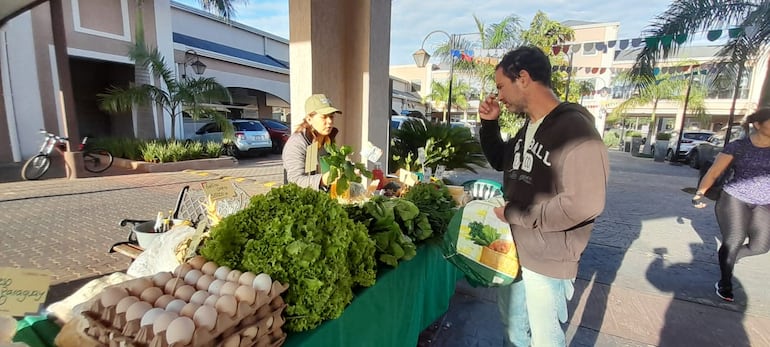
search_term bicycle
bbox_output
[21,130,114,180]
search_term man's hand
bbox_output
[692,192,707,209]
[479,95,501,121]
[493,206,506,222]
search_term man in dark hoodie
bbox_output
[478,46,609,346]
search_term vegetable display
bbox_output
[323,143,372,195]
[200,184,376,332]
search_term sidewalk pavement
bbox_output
[1,151,769,346]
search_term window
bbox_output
[262,119,289,130]
[234,121,265,131]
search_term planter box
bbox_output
[112,156,238,173]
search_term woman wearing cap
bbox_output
[282,94,341,190]
[693,108,770,302]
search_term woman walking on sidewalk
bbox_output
[692,108,770,302]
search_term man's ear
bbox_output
[517,70,531,87]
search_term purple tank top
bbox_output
[722,138,770,205]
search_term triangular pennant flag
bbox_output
[451,49,462,58]
[607,40,617,48]
[562,45,570,54]
[552,45,562,55]
[596,42,607,53]
[571,44,581,53]
[591,67,600,74]
[660,35,673,49]
[599,68,607,74]
[653,67,661,75]
[631,38,643,47]
[619,39,630,50]
[707,29,722,41]
[644,36,660,48]
[584,67,591,73]
[681,65,691,72]
[583,42,595,52]
[674,33,688,44]
[559,66,567,72]
[467,50,474,57]
[728,27,743,38]
[552,66,560,72]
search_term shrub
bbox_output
[603,132,620,148]
[390,120,486,173]
[626,130,643,138]
[204,141,223,158]
[655,132,672,141]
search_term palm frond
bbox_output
[98,84,159,113]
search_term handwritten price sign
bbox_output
[0,267,51,316]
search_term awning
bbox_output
[0,0,48,27]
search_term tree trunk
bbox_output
[170,114,176,140]
[642,99,660,154]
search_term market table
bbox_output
[14,239,461,347]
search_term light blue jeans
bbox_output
[497,267,575,347]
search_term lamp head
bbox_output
[191,59,206,75]
[412,49,431,68]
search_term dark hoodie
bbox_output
[479,102,609,279]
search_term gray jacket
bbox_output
[281,128,337,190]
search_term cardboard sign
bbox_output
[0,267,51,316]
[201,181,236,201]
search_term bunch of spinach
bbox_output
[200,184,376,332]
[402,182,457,236]
[468,221,500,247]
[323,143,372,195]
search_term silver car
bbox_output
[191,119,272,157]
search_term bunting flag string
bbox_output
[550,63,725,77]
[549,26,746,57]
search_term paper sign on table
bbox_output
[201,180,237,201]
[360,141,383,163]
[396,169,419,187]
[0,267,51,317]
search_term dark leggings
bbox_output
[715,192,770,288]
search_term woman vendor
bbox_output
[282,94,341,190]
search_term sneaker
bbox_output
[715,281,734,302]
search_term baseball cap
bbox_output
[305,94,341,116]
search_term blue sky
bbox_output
[177,0,676,65]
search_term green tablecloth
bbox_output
[284,239,461,347]
[14,240,460,347]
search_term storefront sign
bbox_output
[0,267,50,316]
[202,181,236,201]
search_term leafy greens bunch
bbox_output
[402,182,457,236]
[200,184,377,332]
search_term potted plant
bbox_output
[653,132,671,162]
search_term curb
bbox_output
[112,156,238,173]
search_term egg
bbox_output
[242,325,258,339]
[252,273,272,293]
[192,305,218,331]
[164,278,185,295]
[179,302,201,318]
[139,287,164,305]
[165,316,195,345]
[222,334,240,347]
[215,295,238,317]
[238,272,257,286]
[195,274,216,291]
[116,295,140,314]
[201,261,218,275]
[187,256,207,269]
[208,279,226,295]
[225,270,242,283]
[219,281,239,297]
[189,290,209,305]
[153,311,179,335]
[173,263,193,278]
[234,285,256,305]
[126,301,153,322]
[165,299,187,314]
[151,272,174,287]
[183,269,203,286]
[100,287,128,307]
[174,285,196,302]
[214,266,232,281]
[140,307,165,327]
[154,294,175,309]
[203,294,220,307]
[125,277,154,296]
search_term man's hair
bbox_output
[496,46,552,88]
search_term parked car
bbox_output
[696,124,752,189]
[664,130,714,162]
[390,115,426,131]
[190,119,272,157]
[258,118,291,154]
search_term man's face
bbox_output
[495,68,524,114]
[306,112,335,136]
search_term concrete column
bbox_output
[288,0,391,165]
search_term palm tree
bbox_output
[196,0,247,20]
[98,43,232,140]
[631,0,770,108]
[520,11,575,100]
[426,80,471,122]
[611,70,708,154]
[577,80,596,104]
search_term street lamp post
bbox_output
[182,49,207,79]
[413,30,458,125]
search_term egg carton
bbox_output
[213,307,287,347]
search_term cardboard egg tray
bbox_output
[82,275,289,347]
